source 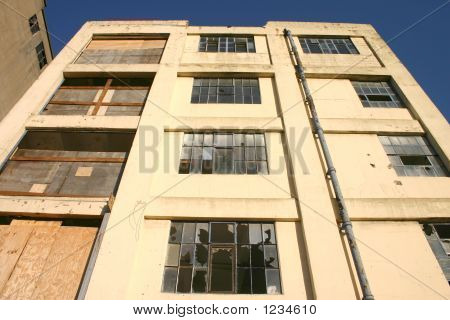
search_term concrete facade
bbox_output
[0,0,52,120]
[0,20,449,300]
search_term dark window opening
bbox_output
[35,42,47,69]
[299,37,359,54]
[29,14,40,34]
[162,221,281,294]
[379,135,447,177]
[352,81,403,108]
[179,133,269,175]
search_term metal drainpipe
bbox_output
[283,29,374,300]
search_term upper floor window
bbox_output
[41,77,151,116]
[379,135,447,177]
[352,81,403,108]
[299,37,358,54]
[35,42,47,69]
[191,78,261,104]
[422,223,450,284]
[162,221,281,294]
[199,36,256,53]
[29,14,40,34]
[75,38,166,64]
[179,132,268,175]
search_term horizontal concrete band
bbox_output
[63,64,159,77]
[26,115,140,131]
[141,197,299,220]
[345,198,450,220]
[162,116,284,132]
[321,118,424,134]
[0,196,108,217]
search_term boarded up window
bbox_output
[0,218,99,300]
[0,131,135,197]
[75,39,166,64]
[41,78,151,116]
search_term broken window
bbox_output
[36,42,47,69]
[162,221,281,294]
[422,223,450,284]
[75,38,166,64]
[379,135,447,177]
[41,77,151,116]
[0,131,135,197]
[191,78,261,104]
[178,133,269,175]
[352,81,404,108]
[299,37,358,54]
[199,35,256,53]
[29,14,40,34]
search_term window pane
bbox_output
[234,147,245,160]
[169,222,183,243]
[183,133,194,146]
[202,159,213,174]
[264,245,279,268]
[192,269,208,293]
[257,161,268,174]
[165,244,180,267]
[251,245,265,267]
[245,134,255,147]
[245,147,256,160]
[213,148,233,173]
[179,160,190,174]
[210,223,235,243]
[234,161,246,174]
[256,147,266,161]
[234,134,245,146]
[246,161,257,174]
[195,223,209,243]
[190,159,202,173]
[202,147,213,160]
[237,223,250,243]
[249,224,262,244]
[237,268,251,293]
[180,244,194,266]
[210,247,234,292]
[255,134,265,146]
[195,244,209,267]
[262,224,276,244]
[162,267,178,292]
[203,134,213,146]
[193,134,203,146]
[214,134,233,147]
[266,269,281,294]
[180,147,191,160]
[182,223,196,243]
[237,245,250,267]
[177,267,193,293]
[251,268,267,294]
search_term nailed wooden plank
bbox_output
[0,191,109,198]
[0,221,62,299]
[46,101,144,107]
[87,39,166,50]
[10,156,126,163]
[0,222,35,294]
[92,79,112,116]
[31,226,97,300]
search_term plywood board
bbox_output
[0,221,61,299]
[0,222,35,293]
[31,226,97,299]
[87,39,166,50]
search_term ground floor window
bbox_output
[162,221,281,294]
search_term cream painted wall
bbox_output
[350,221,450,299]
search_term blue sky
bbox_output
[45,0,449,121]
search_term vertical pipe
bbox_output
[283,29,374,300]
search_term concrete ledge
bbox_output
[63,64,159,77]
[26,115,140,131]
[345,198,450,220]
[305,66,390,78]
[162,116,283,132]
[321,118,424,134]
[141,197,299,220]
[0,196,109,217]
[178,63,274,76]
